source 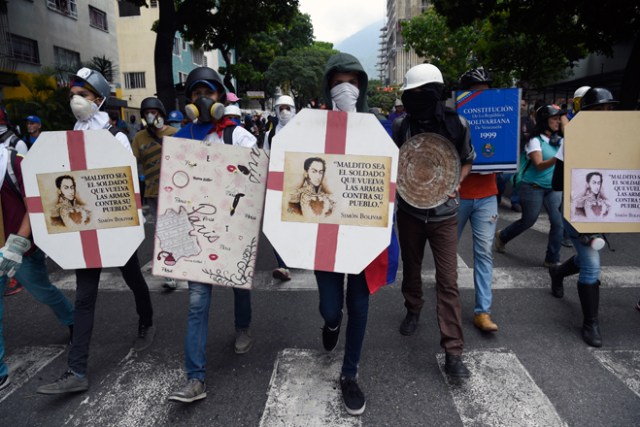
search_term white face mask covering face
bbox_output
[330,82,359,112]
[70,95,99,122]
[277,109,293,126]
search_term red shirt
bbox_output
[459,173,498,199]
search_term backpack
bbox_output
[4,148,22,198]
[222,125,236,145]
[0,130,22,150]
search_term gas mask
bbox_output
[141,112,164,129]
[70,95,100,121]
[185,96,225,123]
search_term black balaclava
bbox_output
[402,84,445,133]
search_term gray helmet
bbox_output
[459,67,492,90]
[140,97,167,118]
[71,67,111,100]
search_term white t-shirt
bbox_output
[525,134,563,158]
[203,125,257,148]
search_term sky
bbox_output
[298,0,386,45]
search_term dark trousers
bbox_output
[396,210,464,355]
[68,252,153,375]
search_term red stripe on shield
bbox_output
[66,131,102,268]
[267,171,284,191]
[25,196,43,213]
[389,182,396,202]
[324,111,348,154]
[314,223,339,272]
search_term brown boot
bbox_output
[473,313,498,332]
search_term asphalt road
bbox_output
[1,203,639,426]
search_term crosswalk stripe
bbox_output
[63,350,183,427]
[259,349,360,427]
[591,349,640,399]
[1,345,66,403]
[49,266,640,292]
[437,349,568,427]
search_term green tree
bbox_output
[126,0,301,113]
[83,55,118,83]
[264,42,338,108]
[431,0,640,108]
[367,80,400,114]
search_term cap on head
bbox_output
[184,67,225,99]
[25,115,42,124]
[226,92,240,103]
[581,87,618,110]
[402,64,444,91]
[394,99,403,107]
[140,97,167,118]
[167,110,184,123]
[71,67,111,100]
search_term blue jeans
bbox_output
[496,173,521,206]
[563,219,600,284]
[0,249,74,377]
[184,282,251,381]
[315,271,369,378]
[458,196,498,314]
[500,183,563,263]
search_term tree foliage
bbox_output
[431,0,640,108]
[264,42,338,108]
[367,80,400,113]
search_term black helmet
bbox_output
[535,104,565,133]
[581,87,618,110]
[184,67,225,99]
[459,67,492,90]
[140,97,167,118]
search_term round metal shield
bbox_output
[397,132,461,209]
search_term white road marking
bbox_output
[591,349,640,399]
[49,266,640,292]
[259,348,360,427]
[1,345,66,403]
[437,349,568,427]
[63,352,183,427]
[457,254,469,269]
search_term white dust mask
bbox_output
[70,95,99,122]
[330,82,359,112]
[277,109,293,126]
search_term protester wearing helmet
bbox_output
[388,98,405,122]
[569,86,591,119]
[169,67,256,404]
[223,104,242,126]
[131,98,178,289]
[494,104,565,271]
[549,87,620,347]
[37,68,155,395]
[456,67,499,333]
[0,106,28,155]
[393,63,475,378]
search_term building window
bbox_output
[124,72,146,89]
[150,0,158,7]
[173,37,180,55]
[54,46,80,71]
[47,0,78,19]
[191,48,204,66]
[10,33,39,64]
[178,72,188,84]
[118,0,140,17]
[89,6,108,31]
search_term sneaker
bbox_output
[168,378,207,403]
[4,278,23,296]
[162,278,178,291]
[473,313,498,332]
[543,261,562,268]
[444,354,470,378]
[134,324,156,352]
[561,238,573,248]
[0,374,10,391]
[322,311,343,352]
[340,376,366,416]
[493,230,506,253]
[234,328,253,354]
[272,267,291,282]
[511,203,522,212]
[36,370,89,394]
[399,311,419,336]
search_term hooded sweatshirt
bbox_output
[323,53,369,113]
